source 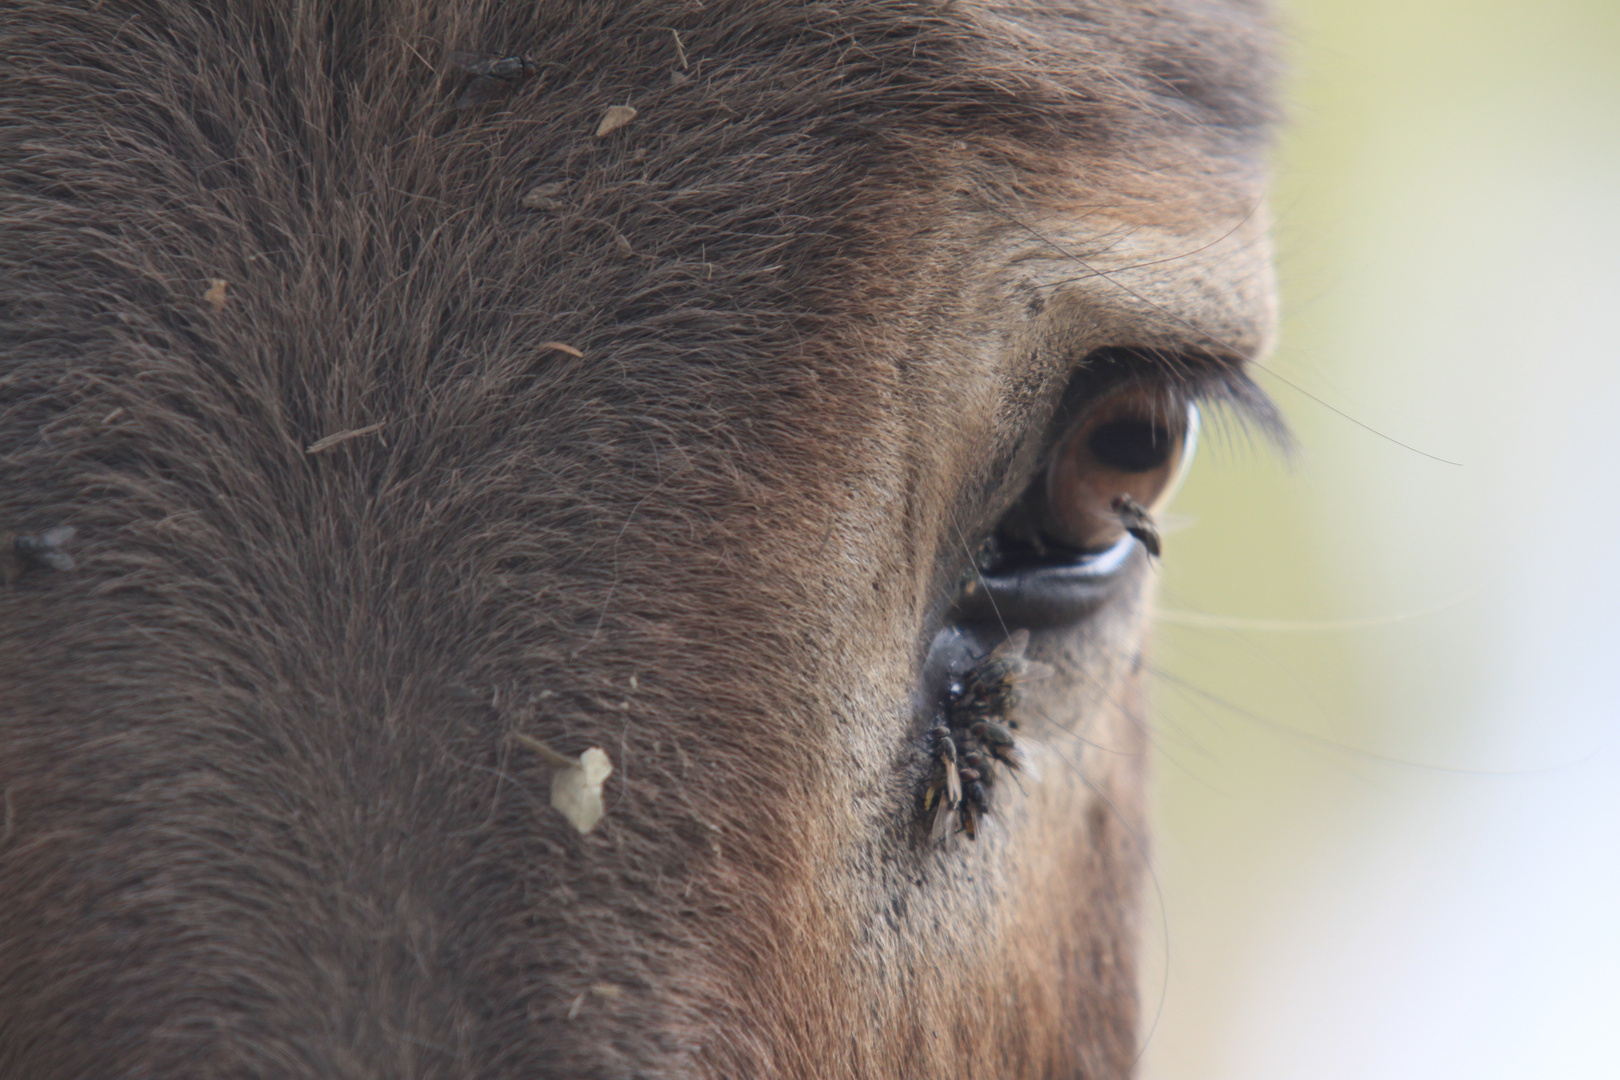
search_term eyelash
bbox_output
[1052,347,1289,454]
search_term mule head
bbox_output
[0,1,1279,1076]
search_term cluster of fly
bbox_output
[2,525,75,587]
[920,629,1051,842]
[448,51,539,108]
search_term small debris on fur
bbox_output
[448,51,538,109]
[594,105,637,137]
[514,734,614,834]
[305,421,386,454]
[202,278,228,311]
[521,181,567,211]
[538,341,583,357]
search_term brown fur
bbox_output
[0,2,1278,1076]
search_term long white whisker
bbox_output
[1153,592,1476,632]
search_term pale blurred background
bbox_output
[1139,1,1620,1077]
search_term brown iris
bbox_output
[1043,387,1192,553]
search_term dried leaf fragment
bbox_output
[594,105,637,137]
[514,734,614,834]
[202,278,228,311]
[552,747,613,833]
[305,421,386,455]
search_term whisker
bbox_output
[1023,676,1222,795]
[1144,663,1595,777]
[1153,592,1477,632]
[946,512,1009,642]
[1016,703,1138,759]
[1042,198,1266,290]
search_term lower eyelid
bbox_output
[951,535,1138,629]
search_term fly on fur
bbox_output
[919,631,1050,842]
[946,629,1051,730]
[4,525,75,586]
[922,725,963,843]
[959,770,990,840]
[448,51,539,108]
[969,718,1021,771]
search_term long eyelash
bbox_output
[1176,364,1293,457]
[1098,347,1294,456]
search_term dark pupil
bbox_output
[1086,419,1172,472]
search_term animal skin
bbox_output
[0,2,1279,1077]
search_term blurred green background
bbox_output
[1140,1,1620,1077]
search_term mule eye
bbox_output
[1044,387,1196,552]
[950,384,1201,629]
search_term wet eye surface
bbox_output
[951,383,1198,629]
[1043,386,1193,555]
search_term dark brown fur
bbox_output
[0,2,1277,1076]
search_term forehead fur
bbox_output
[0,0,1278,555]
[1,0,1275,334]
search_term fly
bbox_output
[4,525,76,586]
[1111,493,1161,558]
[920,630,1051,843]
[922,725,963,843]
[448,51,538,108]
